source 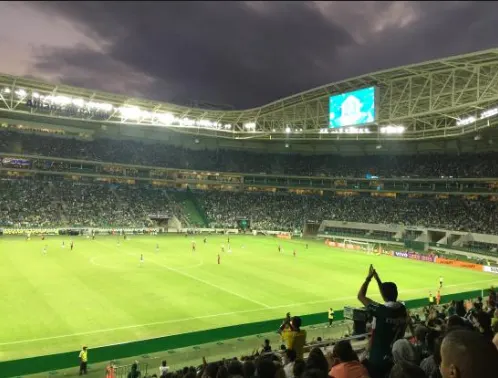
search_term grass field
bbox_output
[1,234,496,361]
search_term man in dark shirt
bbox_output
[357,265,407,378]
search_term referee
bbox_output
[79,346,88,375]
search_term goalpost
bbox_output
[344,239,375,254]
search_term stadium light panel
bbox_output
[1,87,10,94]
[285,127,291,133]
[15,89,27,97]
[119,106,142,120]
[380,126,405,134]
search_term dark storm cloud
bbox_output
[21,2,498,108]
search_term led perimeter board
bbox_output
[329,86,376,128]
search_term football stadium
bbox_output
[1,49,498,377]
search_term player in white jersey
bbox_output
[61,241,65,249]
[439,276,444,288]
[156,244,159,253]
[42,245,47,255]
[140,254,144,266]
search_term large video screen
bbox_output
[329,87,376,128]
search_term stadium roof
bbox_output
[1,48,498,142]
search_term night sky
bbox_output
[1,1,498,109]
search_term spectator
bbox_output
[412,325,429,359]
[242,360,255,378]
[357,266,407,378]
[420,335,443,378]
[493,333,498,350]
[262,339,272,353]
[328,340,369,378]
[283,349,297,378]
[128,362,141,378]
[392,339,419,365]
[306,348,329,376]
[447,301,456,317]
[281,316,307,359]
[293,359,306,378]
[440,329,498,378]
[388,361,425,378]
[227,360,244,377]
[256,358,277,378]
[491,309,498,333]
[159,360,169,377]
[106,361,116,378]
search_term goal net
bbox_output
[344,239,375,254]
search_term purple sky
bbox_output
[1,1,498,109]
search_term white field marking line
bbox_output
[1,278,496,347]
[125,251,271,309]
[91,239,269,308]
[89,255,204,271]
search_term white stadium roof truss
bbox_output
[1,49,498,141]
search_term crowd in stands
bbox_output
[2,128,498,178]
[119,280,498,378]
[197,191,498,235]
[0,180,183,228]
[1,179,498,236]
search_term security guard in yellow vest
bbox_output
[429,292,434,306]
[328,308,334,326]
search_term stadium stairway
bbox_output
[174,190,208,227]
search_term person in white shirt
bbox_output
[159,360,169,376]
[283,349,296,378]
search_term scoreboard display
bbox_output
[329,86,376,128]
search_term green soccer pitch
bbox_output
[0,234,496,361]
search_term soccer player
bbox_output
[293,250,296,258]
[191,241,196,253]
[439,276,444,288]
[62,241,65,249]
[221,244,225,253]
[203,237,207,244]
[306,243,308,249]
[228,246,232,254]
[278,245,282,253]
[155,243,159,253]
[217,254,221,265]
[140,254,144,266]
[70,241,74,251]
[42,245,47,255]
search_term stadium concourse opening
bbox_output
[0,48,498,378]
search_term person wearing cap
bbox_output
[79,346,88,375]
